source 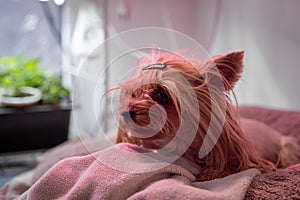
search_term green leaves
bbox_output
[0,56,70,105]
[39,75,70,104]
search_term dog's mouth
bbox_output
[120,104,157,127]
[119,107,164,140]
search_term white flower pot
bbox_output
[0,87,42,107]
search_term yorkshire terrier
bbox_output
[115,50,299,181]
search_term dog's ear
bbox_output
[205,51,244,91]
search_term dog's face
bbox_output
[118,82,181,150]
[116,50,272,180]
[117,54,210,151]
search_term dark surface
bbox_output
[0,103,71,153]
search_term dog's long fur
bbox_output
[116,50,274,181]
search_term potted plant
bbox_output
[0,56,72,153]
[0,56,69,106]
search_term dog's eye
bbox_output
[151,87,170,105]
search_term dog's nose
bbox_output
[121,110,135,122]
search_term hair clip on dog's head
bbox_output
[143,63,167,71]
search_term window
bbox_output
[0,0,62,73]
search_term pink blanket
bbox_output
[246,163,300,199]
[1,106,300,199]
[18,143,259,200]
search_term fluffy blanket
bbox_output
[245,163,300,199]
[18,143,259,200]
[1,106,300,199]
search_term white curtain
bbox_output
[206,0,300,110]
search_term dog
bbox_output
[115,50,298,181]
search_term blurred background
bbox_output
[0,0,299,186]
